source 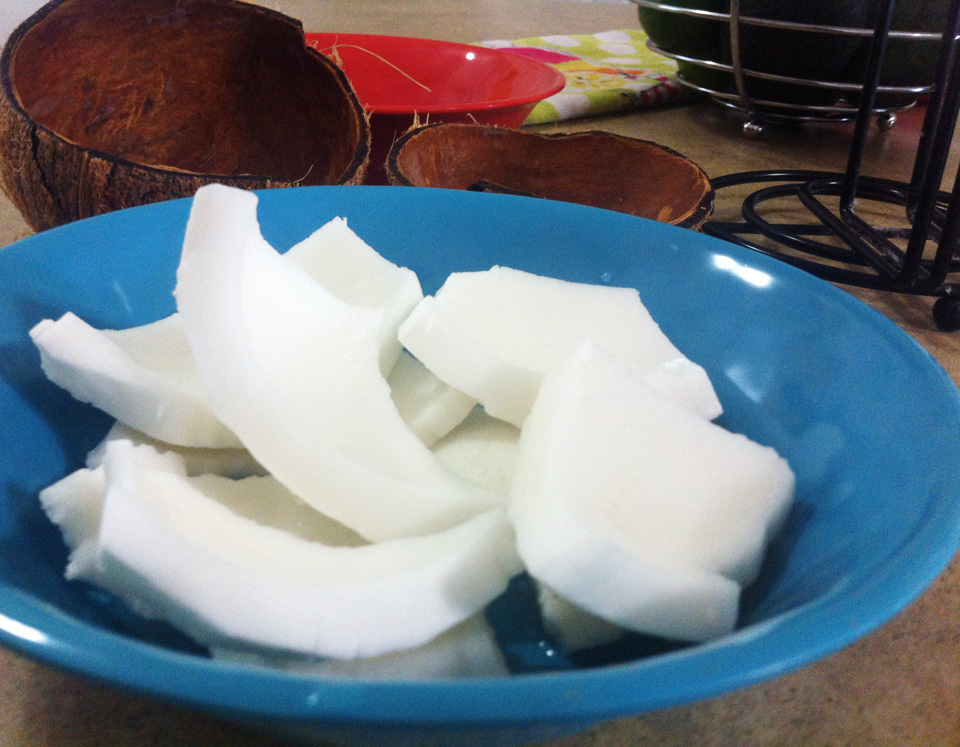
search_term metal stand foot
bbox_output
[876,111,897,131]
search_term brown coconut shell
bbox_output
[387,124,714,230]
[0,0,370,232]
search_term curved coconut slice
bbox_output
[537,585,624,653]
[186,473,366,548]
[30,312,241,448]
[40,466,105,581]
[398,265,722,427]
[389,350,478,447]
[515,490,741,642]
[33,214,417,446]
[212,614,509,678]
[431,408,520,495]
[284,217,423,375]
[509,342,794,642]
[86,423,265,479]
[42,438,355,580]
[84,440,520,659]
[40,443,185,584]
[175,184,501,541]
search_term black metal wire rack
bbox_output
[635,0,960,330]
[635,0,941,135]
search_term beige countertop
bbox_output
[2,1,959,745]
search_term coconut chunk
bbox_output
[40,443,186,585]
[212,614,509,678]
[42,437,357,575]
[174,184,501,541]
[509,341,794,641]
[30,312,241,448]
[30,215,422,449]
[398,265,722,427]
[40,466,105,581]
[536,584,625,653]
[284,216,423,375]
[431,407,520,495]
[82,440,520,659]
[85,422,266,479]
[389,350,478,447]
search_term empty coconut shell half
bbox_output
[387,124,714,230]
[0,0,370,232]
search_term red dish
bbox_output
[306,33,566,183]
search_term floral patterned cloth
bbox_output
[480,29,686,125]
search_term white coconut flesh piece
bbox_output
[516,497,740,643]
[431,407,520,495]
[29,312,242,449]
[86,422,266,479]
[211,614,509,679]
[174,184,501,541]
[29,216,418,449]
[283,216,423,376]
[39,443,186,585]
[388,350,478,447]
[397,265,723,427]
[42,437,357,573]
[81,440,521,659]
[536,584,625,653]
[40,466,105,581]
[509,341,794,642]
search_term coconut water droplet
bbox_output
[599,272,613,284]
[538,639,558,658]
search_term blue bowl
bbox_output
[2,186,959,746]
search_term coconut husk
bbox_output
[0,0,370,232]
[387,123,714,230]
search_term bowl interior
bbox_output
[305,33,565,115]
[1,186,959,729]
